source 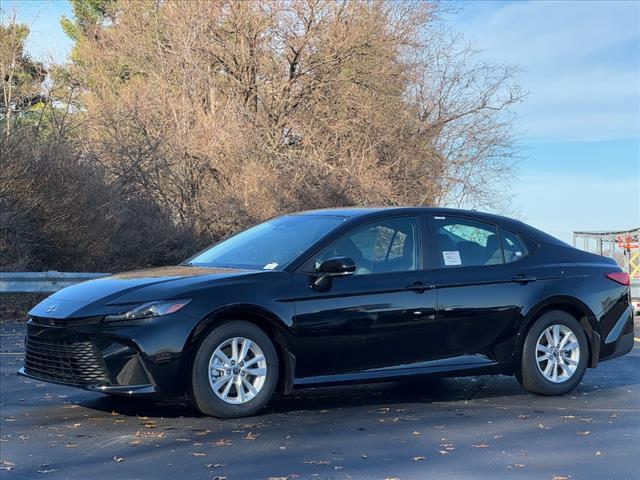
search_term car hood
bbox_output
[29,265,255,319]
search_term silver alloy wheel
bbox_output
[535,324,580,383]
[208,337,267,404]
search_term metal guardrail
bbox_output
[0,272,110,293]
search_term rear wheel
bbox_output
[190,320,278,418]
[518,311,588,396]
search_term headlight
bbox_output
[104,299,191,322]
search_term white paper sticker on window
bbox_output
[442,251,462,266]
[515,251,522,256]
[263,262,278,270]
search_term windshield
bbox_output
[187,215,347,270]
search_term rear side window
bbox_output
[434,216,502,267]
[501,229,535,263]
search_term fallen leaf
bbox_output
[552,476,570,480]
[0,461,15,471]
[471,444,490,448]
[412,456,426,461]
[577,431,591,436]
[594,451,603,456]
[411,430,421,435]
[206,463,225,468]
[191,452,206,456]
[38,465,58,474]
[244,431,260,440]
[113,456,124,463]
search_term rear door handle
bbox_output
[405,281,435,293]
[511,274,537,284]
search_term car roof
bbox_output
[293,206,512,222]
[291,207,565,245]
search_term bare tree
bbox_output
[59,0,522,242]
[2,0,525,273]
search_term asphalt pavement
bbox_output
[1,319,639,480]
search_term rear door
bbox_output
[428,214,546,365]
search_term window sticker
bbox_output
[263,262,278,270]
[515,251,522,256]
[442,251,462,266]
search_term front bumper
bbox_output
[17,367,157,395]
[18,319,181,396]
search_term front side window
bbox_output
[434,216,502,267]
[315,217,420,275]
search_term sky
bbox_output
[3,0,639,243]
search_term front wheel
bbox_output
[190,321,279,418]
[518,311,589,396]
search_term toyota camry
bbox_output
[20,208,635,418]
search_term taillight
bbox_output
[605,272,630,286]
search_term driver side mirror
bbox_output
[312,256,356,291]
[317,256,356,276]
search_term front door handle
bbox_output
[405,281,435,293]
[511,274,537,284]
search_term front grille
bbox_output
[31,316,103,327]
[25,335,110,385]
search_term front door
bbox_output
[289,215,439,378]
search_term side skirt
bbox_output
[293,357,505,389]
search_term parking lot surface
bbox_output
[1,319,638,480]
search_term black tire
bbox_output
[518,311,589,396]
[190,320,279,418]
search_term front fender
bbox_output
[181,303,297,395]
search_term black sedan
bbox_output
[20,208,635,418]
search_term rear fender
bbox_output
[512,296,600,370]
